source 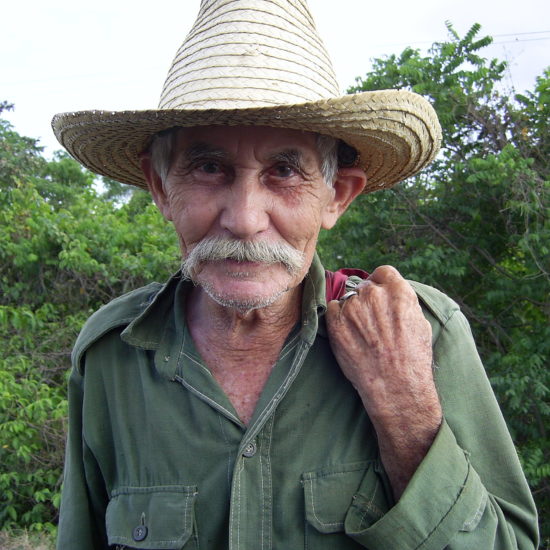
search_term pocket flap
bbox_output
[106,485,198,549]
[302,462,370,534]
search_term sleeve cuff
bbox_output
[345,419,488,550]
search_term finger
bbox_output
[327,295,358,322]
[326,298,344,320]
[355,279,373,292]
[327,292,380,344]
[366,267,420,308]
[367,265,402,285]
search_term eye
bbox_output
[199,161,222,174]
[183,158,231,185]
[270,163,298,179]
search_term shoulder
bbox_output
[407,280,471,348]
[408,280,460,327]
[71,282,164,372]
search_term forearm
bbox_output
[367,399,442,499]
[353,357,443,498]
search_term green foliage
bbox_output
[0,103,45,190]
[0,114,180,533]
[320,23,549,541]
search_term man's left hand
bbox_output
[326,265,443,498]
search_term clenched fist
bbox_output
[326,265,442,498]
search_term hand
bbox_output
[326,265,442,498]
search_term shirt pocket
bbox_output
[302,461,388,549]
[106,485,198,549]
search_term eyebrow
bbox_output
[268,149,306,169]
[177,143,309,172]
[182,142,231,163]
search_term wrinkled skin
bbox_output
[326,265,442,498]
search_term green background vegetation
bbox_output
[1,24,548,548]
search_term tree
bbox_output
[0,108,180,533]
[318,23,549,542]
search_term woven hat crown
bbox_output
[159,0,340,110]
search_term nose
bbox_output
[219,172,270,239]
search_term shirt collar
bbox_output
[299,252,327,343]
[121,252,328,350]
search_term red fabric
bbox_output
[325,268,369,301]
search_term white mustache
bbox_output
[181,237,305,280]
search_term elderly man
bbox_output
[54,1,538,549]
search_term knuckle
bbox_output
[372,264,401,281]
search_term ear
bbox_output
[140,154,173,221]
[321,167,367,229]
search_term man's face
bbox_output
[147,125,350,310]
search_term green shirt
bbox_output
[57,255,538,549]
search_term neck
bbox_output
[185,284,303,425]
[186,284,302,346]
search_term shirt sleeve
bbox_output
[343,309,539,549]
[56,368,109,550]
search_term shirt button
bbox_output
[242,441,257,457]
[133,525,148,541]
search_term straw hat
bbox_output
[52,0,441,193]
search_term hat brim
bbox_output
[52,89,441,193]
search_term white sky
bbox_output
[2,0,548,157]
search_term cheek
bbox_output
[166,190,219,246]
[272,200,326,249]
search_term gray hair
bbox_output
[149,128,339,187]
[181,236,305,281]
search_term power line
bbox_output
[493,30,549,37]
[368,30,550,50]
[493,37,550,44]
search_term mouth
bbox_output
[221,258,268,267]
[213,258,277,276]
[200,259,289,281]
